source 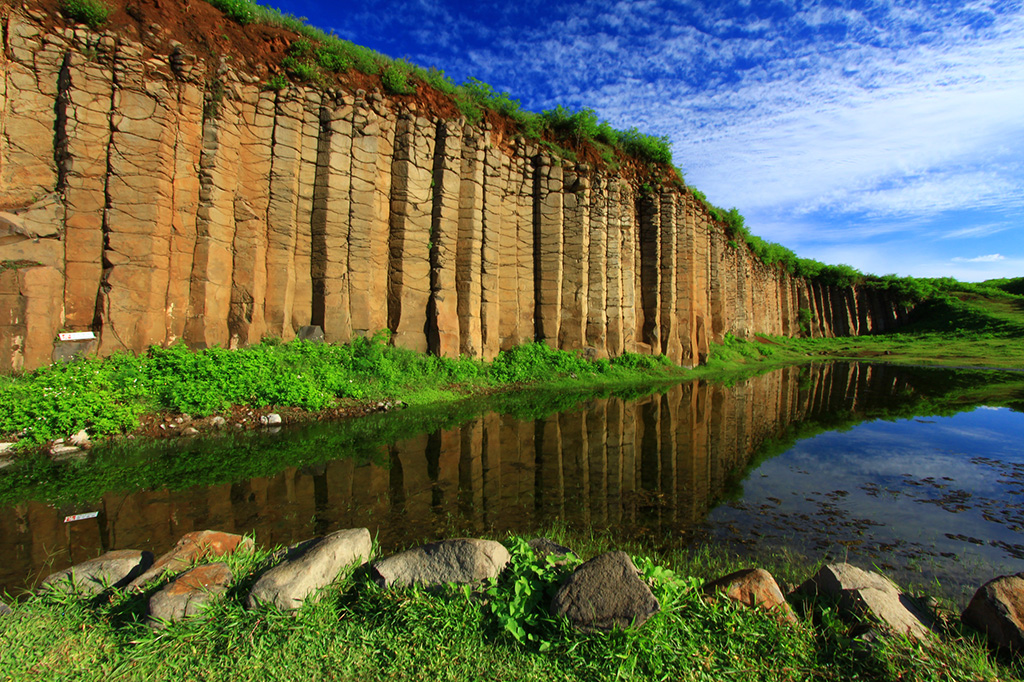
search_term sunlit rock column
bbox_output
[559,164,589,350]
[427,119,463,356]
[659,190,681,361]
[387,110,435,352]
[638,190,660,354]
[586,175,608,357]
[533,155,562,344]
[480,140,504,360]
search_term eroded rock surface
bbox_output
[128,530,253,590]
[147,562,233,628]
[247,528,371,610]
[371,538,509,588]
[550,551,660,632]
[702,567,796,624]
[798,563,932,640]
[962,572,1024,652]
[41,549,153,596]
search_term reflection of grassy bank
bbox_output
[2,529,1018,681]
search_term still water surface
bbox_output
[2,362,1022,603]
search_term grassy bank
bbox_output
[0,334,682,448]
[700,279,1024,375]
[1,530,1018,681]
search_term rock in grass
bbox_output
[701,568,796,624]
[797,563,932,640]
[0,600,10,617]
[148,562,233,628]
[528,537,575,562]
[371,538,510,588]
[129,530,253,590]
[550,551,660,632]
[247,528,372,611]
[962,572,1024,652]
[41,549,153,596]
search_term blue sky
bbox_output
[275,0,1023,281]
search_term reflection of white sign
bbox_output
[63,511,99,523]
[58,331,96,341]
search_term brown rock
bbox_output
[129,530,253,589]
[147,562,233,628]
[702,568,797,624]
[962,573,1024,652]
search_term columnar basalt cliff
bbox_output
[0,8,910,373]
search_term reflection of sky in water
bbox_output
[708,406,1024,604]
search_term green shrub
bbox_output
[204,0,259,25]
[263,73,289,91]
[59,0,111,29]
[281,55,319,82]
[381,60,415,95]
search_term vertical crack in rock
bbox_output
[638,190,659,353]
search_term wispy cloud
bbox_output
[953,254,1006,262]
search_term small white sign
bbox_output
[58,331,96,341]
[63,511,99,523]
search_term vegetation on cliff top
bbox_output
[2,532,1018,681]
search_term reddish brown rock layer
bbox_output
[0,9,911,372]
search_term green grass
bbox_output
[1,532,1017,681]
[0,334,683,448]
[58,0,111,29]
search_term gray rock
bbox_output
[528,537,574,561]
[211,416,227,428]
[798,563,933,640]
[372,538,510,588]
[248,528,372,611]
[962,572,1024,651]
[550,551,660,632]
[0,601,11,617]
[0,442,16,455]
[148,562,233,628]
[51,339,98,364]
[297,325,325,342]
[41,549,153,596]
[260,413,282,426]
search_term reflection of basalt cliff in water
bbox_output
[1,362,954,593]
[0,8,910,372]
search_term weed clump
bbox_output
[59,0,111,29]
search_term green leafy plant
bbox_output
[59,0,111,29]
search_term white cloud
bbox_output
[952,254,1005,262]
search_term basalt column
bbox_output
[387,112,435,353]
[347,92,395,339]
[659,191,681,362]
[637,190,660,354]
[619,181,638,353]
[227,87,274,347]
[513,143,535,347]
[604,179,623,356]
[456,126,484,356]
[586,176,608,357]
[480,142,505,360]
[559,165,589,350]
[185,78,242,349]
[290,90,321,332]
[100,39,180,354]
[426,119,463,357]
[311,93,353,343]
[59,34,113,333]
[533,156,562,344]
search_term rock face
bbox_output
[962,573,1024,651]
[128,530,253,589]
[247,528,371,610]
[0,8,912,374]
[550,551,660,632]
[371,538,510,588]
[798,563,933,640]
[41,549,153,596]
[147,562,233,628]
[702,568,796,624]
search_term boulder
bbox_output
[701,568,796,624]
[528,537,574,561]
[41,549,153,596]
[260,413,282,426]
[550,551,660,632]
[147,562,233,628]
[247,528,372,611]
[372,538,510,588]
[129,530,253,590]
[68,429,91,449]
[0,601,11,617]
[962,572,1024,652]
[797,563,932,640]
